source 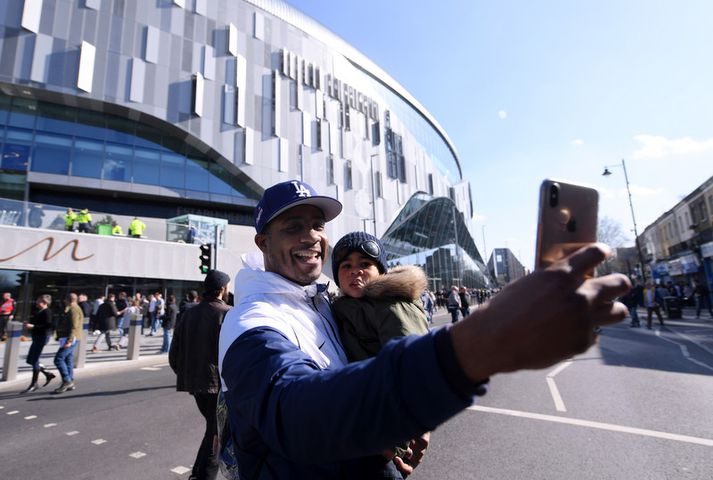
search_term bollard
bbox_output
[2,321,23,381]
[74,317,90,369]
[127,314,142,360]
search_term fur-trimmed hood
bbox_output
[362,265,427,301]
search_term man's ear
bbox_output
[254,233,268,253]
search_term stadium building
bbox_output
[0,0,490,312]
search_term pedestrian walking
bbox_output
[459,286,471,318]
[0,291,16,341]
[21,294,56,393]
[643,282,664,329]
[160,294,178,353]
[170,270,232,480]
[92,293,119,352]
[53,293,82,394]
[446,286,461,323]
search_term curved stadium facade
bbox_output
[0,0,490,302]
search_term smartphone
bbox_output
[535,179,599,270]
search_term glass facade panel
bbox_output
[32,134,72,175]
[2,142,30,171]
[381,193,491,289]
[72,139,104,178]
[160,152,185,189]
[0,93,258,215]
[36,103,77,136]
[103,143,132,182]
[133,147,161,185]
[185,157,210,192]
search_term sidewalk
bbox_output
[0,330,167,383]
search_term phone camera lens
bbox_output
[549,183,560,207]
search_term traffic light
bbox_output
[199,243,212,274]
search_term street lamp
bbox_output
[602,159,647,282]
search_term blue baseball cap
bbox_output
[254,180,343,234]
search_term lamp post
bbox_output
[602,159,647,282]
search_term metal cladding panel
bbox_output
[30,33,52,82]
[145,25,159,64]
[77,40,96,92]
[129,57,146,103]
[21,0,42,34]
[228,23,238,56]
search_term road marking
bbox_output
[7,410,19,415]
[91,439,107,445]
[141,367,161,371]
[468,405,713,447]
[154,362,170,367]
[171,466,191,475]
[0,406,4,409]
[656,329,713,371]
[44,423,57,428]
[545,361,572,412]
[129,451,146,459]
[24,415,37,420]
[668,329,713,357]
[66,431,79,436]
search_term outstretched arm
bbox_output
[450,243,630,381]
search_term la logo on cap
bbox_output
[292,181,311,198]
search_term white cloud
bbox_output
[570,139,584,146]
[498,110,507,120]
[632,134,713,160]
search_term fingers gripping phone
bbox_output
[535,179,599,270]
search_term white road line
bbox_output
[656,328,713,371]
[546,378,567,412]
[669,329,713,357]
[547,361,573,378]
[44,423,57,428]
[153,362,170,367]
[687,357,713,372]
[129,451,147,459]
[170,466,191,475]
[24,415,37,420]
[468,405,713,447]
[545,361,572,412]
[141,367,161,371]
[7,410,19,415]
[0,406,4,409]
[91,439,107,445]
[66,431,79,436]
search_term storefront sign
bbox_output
[0,225,205,281]
[701,241,713,258]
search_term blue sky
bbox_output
[286,0,713,268]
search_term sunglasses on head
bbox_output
[335,239,381,263]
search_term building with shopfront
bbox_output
[639,175,713,296]
[0,0,489,317]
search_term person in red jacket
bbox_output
[0,292,16,341]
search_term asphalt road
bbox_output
[1,308,712,479]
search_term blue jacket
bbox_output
[219,267,477,479]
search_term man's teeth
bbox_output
[295,251,320,259]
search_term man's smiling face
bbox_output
[256,205,328,286]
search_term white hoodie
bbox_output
[218,266,348,391]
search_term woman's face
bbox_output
[338,252,381,298]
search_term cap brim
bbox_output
[263,196,343,229]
